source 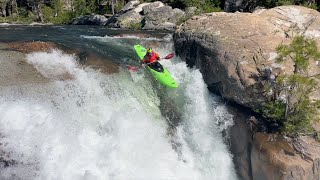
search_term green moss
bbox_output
[52,11,75,24]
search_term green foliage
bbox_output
[51,0,64,15]
[51,11,75,24]
[260,36,320,136]
[0,15,34,24]
[129,22,142,30]
[276,36,320,73]
[18,7,29,18]
[282,75,318,135]
[260,100,286,122]
[168,0,222,12]
[201,3,222,13]
[303,2,318,10]
[283,99,317,135]
[42,5,55,23]
[258,0,318,9]
[276,0,296,6]
[73,0,89,16]
[42,5,74,24]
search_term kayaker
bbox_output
[141,48,162,71]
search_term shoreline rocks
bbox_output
[105,1,186,31]
[69,14,108,25]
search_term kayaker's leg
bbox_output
[155,62,163,72]
[149,62,157,69]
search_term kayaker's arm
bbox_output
[142,55,149,64]
[155,53,160,60]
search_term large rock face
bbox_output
[174,5,320,109]
[142,1,164,14]
[228,105,320,180]
[143,6,185,31]
[117,10,143,29]
[106,1,185,30]
[69,15,108,25]
[121,0,140,11]
[251,133,320,180]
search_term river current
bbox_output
[0,25,237,180]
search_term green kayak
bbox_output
[134,44,178,88]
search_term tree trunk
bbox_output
[7,0,11,16]
[1,1,7,17]
[11,0,18,15]
[285,93,289,120]
[111,0,114,15]
[71,0,74,12]
[2,8,6,17]
[36,4,43,22]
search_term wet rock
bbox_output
[2,41,119,81]
[84,54,119,74]
[69,14,108,25]
[6,41,58,53]
[0,43,51,85]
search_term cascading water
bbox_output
[0,27,237,180]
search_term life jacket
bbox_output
[143,52,159,63]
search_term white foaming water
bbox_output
[0,41,237,180]
[161,59,237,179]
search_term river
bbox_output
[0,25,237,180]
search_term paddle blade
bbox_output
[164,53,174,59]
[128,66,139,71]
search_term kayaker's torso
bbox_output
[143,52,159,63]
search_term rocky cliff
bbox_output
[174,5,320,109]
[174,5,320,180]
[229,106,320,180]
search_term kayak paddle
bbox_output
[163,53,174,60]
[127,66,139,71]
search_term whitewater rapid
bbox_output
[0,36,237,180]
